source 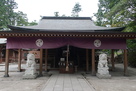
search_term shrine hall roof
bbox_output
[8,16,125,32]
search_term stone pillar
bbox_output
[4,49,9,77]
[92,49,96,75]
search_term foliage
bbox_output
[94,0,136,28]
[28,20,38,26]
[94,0,136,67]
[0,0,37,31]
[127,39,136,67]
[54,12,70,17]
[128,52,136,67]
[71,2,82,17]
[54,12,59,17]
[13,11,29,26]
[53,3,82,17]
[0,0,17,30]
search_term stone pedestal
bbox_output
[23,73,38,79]
[96,53,111,79]
[96,67,111,79]
[23,67,38,79]
[96,73,111,79]
[23,53,38,79]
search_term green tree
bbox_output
[94,0,121,26]
[94,0,136,67]
[94,0,136,28]
[13,11,29,26]
[0,0,17,30]
[71,2,82,17]
[93,3,105,26]
[105,0,136,29]
[54,12,59,17]
[28,20,38,26]
[13,11,37,26]
[127,39,136,67]
[0,0,38,30]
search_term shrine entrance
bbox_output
[4,37,128,77]
[47,46,92,73]
[2,16,132,77]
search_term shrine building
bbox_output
[1,16,136,77]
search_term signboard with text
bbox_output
[29,51,40,59]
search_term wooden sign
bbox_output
[29,51,40,58]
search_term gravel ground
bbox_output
[84,64,136,91]
[0,63,136,91]
[0,72,49,91]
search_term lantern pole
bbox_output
[66,45,69,71]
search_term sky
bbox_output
[14,0,99,22]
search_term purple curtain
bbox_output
[7,37,126,49]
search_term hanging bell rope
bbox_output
[66,45,69,71]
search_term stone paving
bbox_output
[41,73,95,91]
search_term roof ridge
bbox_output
[42,16,92,20]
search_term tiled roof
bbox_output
[8,16,125,32]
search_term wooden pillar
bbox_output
[0,47,2,63]
[39,49,43,76]
[18,49,21,72]
[124,49,128,76]
[92,49,96,75]
[45,49,48,72]
[4,49,9,77]
[111,49,115,71]
[86,49,89,73]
